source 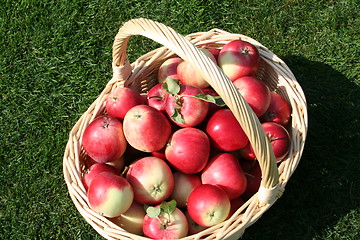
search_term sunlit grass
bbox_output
[1,0,359,239]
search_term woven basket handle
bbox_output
[112,18,280,205]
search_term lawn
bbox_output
[1,0,359,239]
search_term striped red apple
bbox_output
[125,156,174,205]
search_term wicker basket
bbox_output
[63,18,308,240]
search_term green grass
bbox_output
[1,0,359,239]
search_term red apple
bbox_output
[218,39,260,81]
[232,76,271,117]
[201,153,247,200]
[82,115,127,163]
[241,122,290,163]
[110,201,146,235]
[166,84,209,127]
[143,205,188,239]
[85,151,125,174]
[228,197,245,219]
[125,157,174,205]
[185,211,208,235]
[170,172,202,208]
[206,109,249,151]
[262,122,291,162]
[187,184,231,227]
[158,57,182,83]
[82,163,119,191]
[147,83,169,112]
[240,160,262,200]
[165,127,210,174]
[239,143,256,161]
[87,172,134,218]
[207,48,220,63]
[177,48,217,88]
[105,87,145,120]
[151,145,167,160]
[260,91,292,126]
[106,156,125,172]
[123,105,172,152]
[84,155,98,169]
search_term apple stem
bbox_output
[175,96,183,107]
[147,95,163,100]
[160,217,172,230]
[270,137,288,142]
[244,172,255,178]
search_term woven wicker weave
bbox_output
[63,18,308,240]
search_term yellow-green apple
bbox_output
[187,184,231,227]
[123,105,172,152]
[165,84,209,127]
[232,76,271,117]
[176,48,216,88]
[147,83,169,112]
[201,153,247,200]
[240,160,262,200]
[206,109,249,151]
[185,210,208,235]
[158,57,182,83]
[240,122,290,163]
[105,87,145,120]
[87,172,134,218]
[165,127,210,174]
[218,39,260,81]
[82,163,119,191]
[170,172,202,208]
[125,156,174,205]
[260,91,292,127]
[110,201,146,235]
[82,115,127,163]
[143,202,188,239]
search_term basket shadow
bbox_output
[241,55,360,240]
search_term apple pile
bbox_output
[80,39,292,239]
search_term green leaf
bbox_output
[160,200,177,215]
[193,93,226,107]
[162,77,180,96]
[146,206,161,219]
[171,108,185,124]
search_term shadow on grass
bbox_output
[242,56,360,240]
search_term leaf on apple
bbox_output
[146,206,161,219]
[193,93,226,107]
[162,77,180,96]
[160,199,177,215]
[145,200,177,219]
[171,108,185,124]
